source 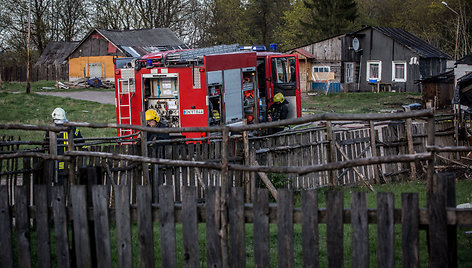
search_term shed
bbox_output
[35,41,78,66]
[420,70,454,109]
[67,28,188,82]
[288,48,315,92]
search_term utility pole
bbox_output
[442,1,460,60]
[26,0,31,94]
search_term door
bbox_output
[88,63,103,78]
[223,69,243,124]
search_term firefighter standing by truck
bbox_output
[45,107,85,185]
[267,92,289,134]
[145,109,171,142]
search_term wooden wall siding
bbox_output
[301,36,343,61]
[70,36,125,59]
[0,175,467,267]
[0,118,455,202]
[1,64,69,82]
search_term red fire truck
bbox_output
[113,44,302,139]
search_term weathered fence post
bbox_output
[445,173,457,268]
[327,190,343,267]
[220,126,230,268]
[428,173,448,268]
[243,119,251,202]
[0,185,14,268]
[49,129,58,184]
[326,121,337,186]
[67,126,76,186]
[404,108,417,181]
[140,112,149,186]
[369,120,381,184]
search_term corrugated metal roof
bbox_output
[35,41,79,66]
[371,26,450,59]
[456,54,472,65]
[68,28,189,58]
[97,28,187,48]
[293,48,315,59]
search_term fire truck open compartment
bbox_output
[142,72,180,128]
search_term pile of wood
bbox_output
[54,78,114,89]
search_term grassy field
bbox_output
[0,90,116,140]
[302,91,423,114]
[0,81,424,140]
[0,80,114,93]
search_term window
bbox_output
[366,61,381,82]
[271,57,297,83]
[344,62,354,83]
[312,66,330,73]
[392,61,407,82]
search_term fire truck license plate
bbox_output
[183,109,204,115]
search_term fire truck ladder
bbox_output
[118,78,134,137]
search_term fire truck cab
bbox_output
[114,45,301,139]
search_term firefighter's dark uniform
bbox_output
[45,126,84,184]
[268,99,289,134]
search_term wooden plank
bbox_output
[206,187,222,267]
[52,186,71,268]
[114,185,132,268]
[254,188,270,267]
[34,185,51,268]
[302,189,319,268]
[91,185,112,268]
[428,173,448,268]
[278,188,294,268]
[15,186,32,268]
[136,185,155,267]
[445,173,457,268]
[229,187,245,267]
[182,186,200,267]
[326,190,343,268]
[70,186,92,268]
[401,193,419,268]
[351,192,368,268]
[159,185,177,268]
[377,192,394,268]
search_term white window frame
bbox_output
[392,61,407,82]
[366,60,382,82]
[344,62,354,83]
[312,66,330,73]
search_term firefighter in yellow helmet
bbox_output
[267,93,289,134]
[268,93,289,121]
[145,109,170,141]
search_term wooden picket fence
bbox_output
[0,114,456,203]
[0,64,69,82]
[1,109,471,266]
[0,172,470,267]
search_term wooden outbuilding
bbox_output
[66,28,188,82]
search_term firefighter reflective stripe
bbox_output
[75,129,79,136]
[64,131,69,145]
[59,162,65,169]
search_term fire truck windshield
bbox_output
[271,57,296,84]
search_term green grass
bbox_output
[0,92,116,140]
[302,92,422,114]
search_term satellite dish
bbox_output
[352,37,360,52]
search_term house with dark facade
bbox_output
[290,26,450,93]
[66,28,188,82]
